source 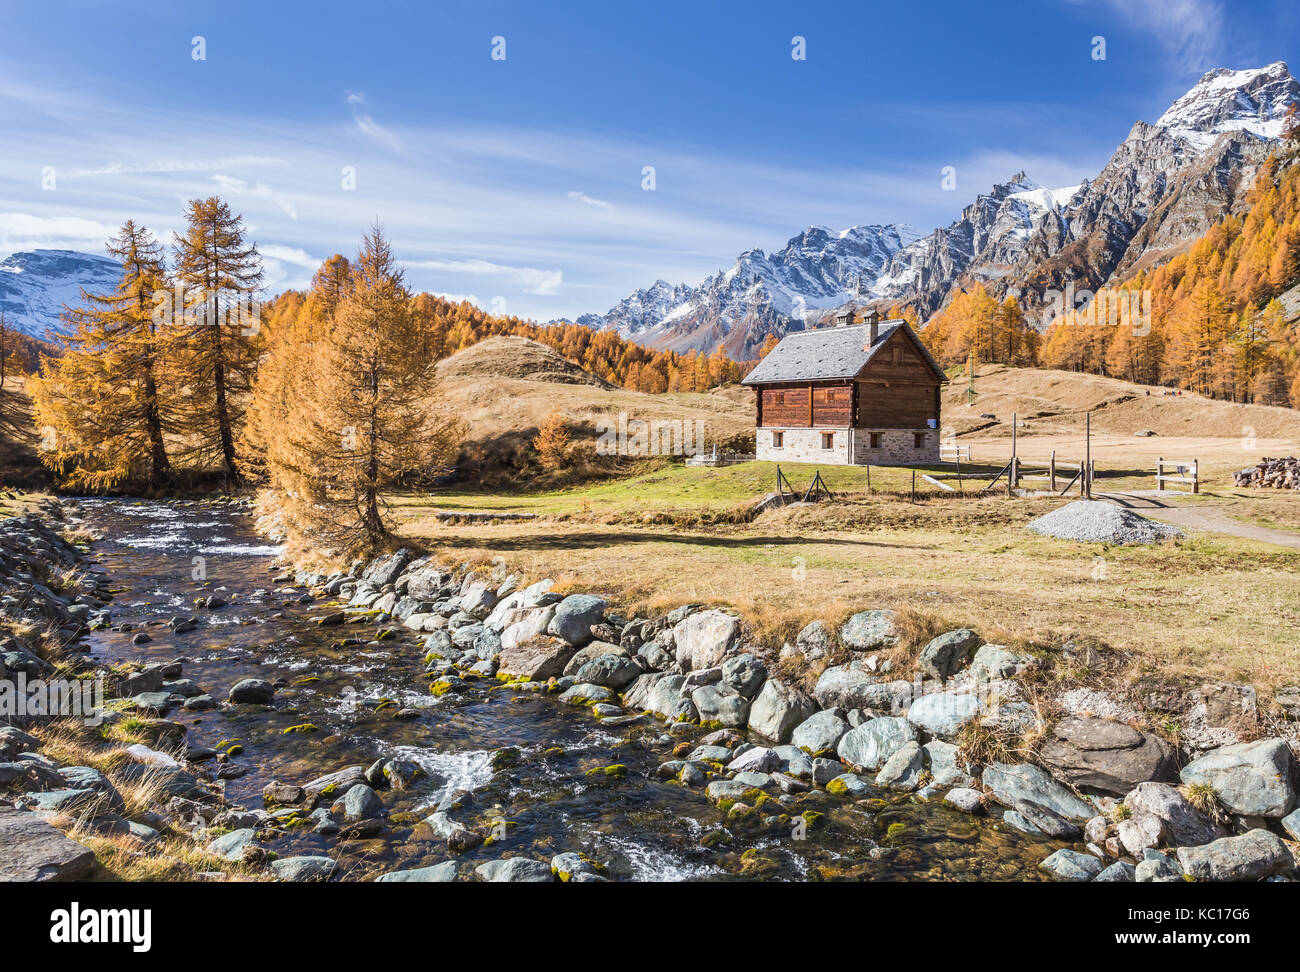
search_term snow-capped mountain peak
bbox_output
[0,249,122,340]
[1154,60,1299,151]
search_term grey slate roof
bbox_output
[741,321,945,385]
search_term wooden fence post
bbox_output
[1049,450,1056,492]
[1193,458,1199,494]
[1156,456,1163,491]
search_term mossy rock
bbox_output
[282,723,318,734]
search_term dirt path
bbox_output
[1097,491,1300,550]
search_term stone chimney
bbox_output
[865,308,880,345]
[835,308,852,328]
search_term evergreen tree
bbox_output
[30,221,176,489]
[266,224,458,556]
[172,196,263,483]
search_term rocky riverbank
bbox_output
[1,498,1298,882]
[240,543,1299,882]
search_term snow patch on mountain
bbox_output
[0,250,120,340]
[1154,61,1298,151]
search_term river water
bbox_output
[79,498,1060,881]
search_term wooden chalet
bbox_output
[741,309,947,465]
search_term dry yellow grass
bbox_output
[949,364,1300,490]
[395,489,1300,692]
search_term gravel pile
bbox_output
[1027,500,1183,545]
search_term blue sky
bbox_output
[1,0,1296,320]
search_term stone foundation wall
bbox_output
[850,428,939,465]
[755,427,851,465]
[755,427,939,466]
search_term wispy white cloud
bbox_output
[211,174,298,220]
[0,212,121,251]
[70,156,285,178]
[567,190,612,209]
[408,258,564,296]
[1083,0,1227,73]
[260,243,319,267]
[345,90,403,154]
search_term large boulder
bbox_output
[458,583,498,620]
[1179,738,1295,818]
[335,783,382,823]
[376,862,459,882]
[924,740,977,787]
[721,654,767,699]
[746,679,816,743]
[875,740,924,790]
[839,610,896,651]
[1038,717,1177,795]
[790,709,851,754]
[1124,782,1223,848]
[496,636,577,681]
[981,762,1095,823]
[575,653,641,690]
[673,610,739,671]
[906,690,980,738]
[0,807,96,881]
[795,620,833,660]
[208,828,258,862]
[270,856,338,882]
[916,628,980,680]
[302,766,369,806]
[690,684,749,728]
[1039,849,1103,882]
[836,717,916,771]
[547,595,607,645]
[1175,830,1295,882]
[228,678,275,705]
[814,664,913,713]
[362,548,413,586]
[563,641,628,676]
[476,857,555,882]
[969,644,1034,681]
[640,674,698,723]
[499,606,555,651]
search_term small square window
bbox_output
[913,432,926,449]
[869,433,881,449]
[774,391,785,405]
[772,431,784,448]
[821,432,834,449]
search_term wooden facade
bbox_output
[752,327,941,431]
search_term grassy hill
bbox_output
[944,363,1300,439]
[436,336,754,485]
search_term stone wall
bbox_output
[755,427,851,465]
[756,427,939,466]
[850,428,939,465]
